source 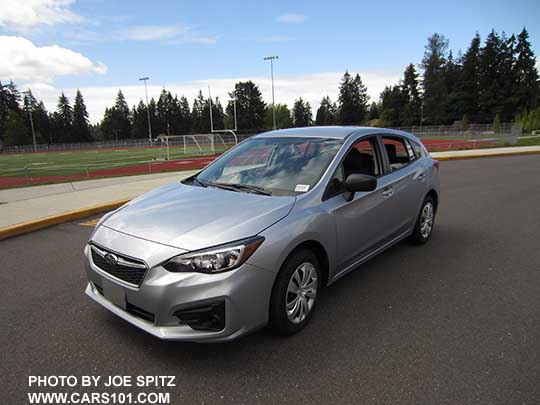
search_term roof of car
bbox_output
[253,126,419,140]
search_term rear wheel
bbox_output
[412,195,435,244]
[269,249,321,335]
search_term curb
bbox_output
[434,149,540,161]
[1,149,539,240]
[0,198,130,240]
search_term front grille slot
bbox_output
[90,244,148,287]
[126,302,155,323]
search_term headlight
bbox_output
[162,236,265,274]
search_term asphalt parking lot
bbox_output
[3,155,540,404]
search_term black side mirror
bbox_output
[343,173,377,201]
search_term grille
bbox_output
[90,244,148,287]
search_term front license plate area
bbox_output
[102,278,126,309]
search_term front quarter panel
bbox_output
[248,204,337,283]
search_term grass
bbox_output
[0,145,223,177]
[515,136,540,146]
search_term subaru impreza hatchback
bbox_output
[84,127,440,342]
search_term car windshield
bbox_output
[192,137,343,196]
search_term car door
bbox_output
[321,136,391,273]
[377,135,429,237]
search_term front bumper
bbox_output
[84,228,275,342]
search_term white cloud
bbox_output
[116,25,217,44]
[0,36,107,83]
[0,0,82,31]
[277,13,306,24]
[29,70,400,124]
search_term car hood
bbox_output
[102,182,296,251]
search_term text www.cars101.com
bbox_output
[28,391,170,404]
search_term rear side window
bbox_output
[382,136,413,171]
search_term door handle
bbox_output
[417,171,427,181]
[382,187,393,197]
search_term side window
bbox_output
[343,137,381,178]
[382,136,413,172]
[323,137,380,200]
[407,139,423,160]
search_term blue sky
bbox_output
[0,0,538,122]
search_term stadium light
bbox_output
[22,90,37,153]
[263,56,279,130]
[138,77,152,144]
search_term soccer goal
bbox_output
[157,133,237,160]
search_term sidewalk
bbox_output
[0,170,197,233]
[1,145,539,239]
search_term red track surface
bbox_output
[0,139,495,189]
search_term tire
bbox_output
[411,195,436,244]
[269,249,321,335]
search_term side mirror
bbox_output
[343,173,377,201]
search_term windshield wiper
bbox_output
[226,183,272,196]
[190,177,207,187]
[207,182,271,196]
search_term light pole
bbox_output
[264,56,279,130]
[139,77,152,144]
[22,90,37,152]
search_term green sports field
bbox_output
[0,145,222,177]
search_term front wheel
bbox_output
[411,195,436,244]
[269,249,321,335]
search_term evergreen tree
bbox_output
[32,101,52,144]
[315,96,337,125]
[337,71,369,124]
[100,90,131,140]
[367,102,380,121]
[264,104,292,129]
[225,81,266,131]
[178,96,192,134]
[292,98,312,127]
[0,80,23,144]
[73,90,91,141]
[401,63,422,125]
[379,85,407,127]
[192,91,207,133]
[478,30,505,122]
[131,101,149,139]
[456,33,482,122]
[53,92,73,143]
[156,89,174,135]
[514,27,539,113]
[3,110,30,146]
[421,33,449,124]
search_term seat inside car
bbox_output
[343,148,375,177]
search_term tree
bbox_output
[192,91,206,133]
[226,81,266,131]
[3,110,30,146]
[367,102,380,121]
[73,90,91,141]
[32,101,52,144]
[478,30,507,122]
[401,63,422,125]
[131,101,148,139]
[52,92,73,143]
[177,96,192,134]
[292,98,312,127]
[514,27,539,113]
[315,96,337,125]
[100,90,131,140]
[0,81,23,145]
[455,33,482,122]
[421,33,449,124]
[156,89,174,135]
[264,104,292,129]
[337,71,369,124]
[379,85,407,127]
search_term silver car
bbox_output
[84,127,440,342]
